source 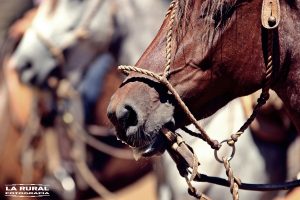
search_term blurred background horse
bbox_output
[0,0,170,199]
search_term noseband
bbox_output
[118,0,300,199]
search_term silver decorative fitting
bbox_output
[268,16,277,27]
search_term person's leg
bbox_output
[78,53,115,124]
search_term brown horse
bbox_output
[107,0,300,162]
[107,0,300,198]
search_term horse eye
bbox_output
[213,3,236,28]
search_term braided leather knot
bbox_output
[257,92,270,104]
[227,134,240,146]
[212,140,221,150]
[188,188,212,200]
[231,134,239,142]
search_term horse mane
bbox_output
[177,0,237,26]
[176,0,194,36]
[176,0,237,47]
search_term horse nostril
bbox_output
[117,105,138,130]
[20,61,32,71]
[16,61,32,75]
[17,61,37,84]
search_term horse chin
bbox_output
[131,133,167,159]
[116,119,175,159]
[131,118,176,158]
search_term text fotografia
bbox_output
[5,184,50,198]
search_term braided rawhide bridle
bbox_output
[118,0,300,199]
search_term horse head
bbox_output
[10,0,115,87]
[108,0,300,156]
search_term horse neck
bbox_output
[273,3,300,133]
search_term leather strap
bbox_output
[261,0,280,29]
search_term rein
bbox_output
[163,130,300,192]
[118,0,300,199]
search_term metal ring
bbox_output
[214,140,236,163]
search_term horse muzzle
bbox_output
[107,87,175,157]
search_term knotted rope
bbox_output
[118,0,277,199]
[223,157,241,200]
[119,0,220,150]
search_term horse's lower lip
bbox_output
[132,134,167,158]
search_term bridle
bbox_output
[118,0,300,199]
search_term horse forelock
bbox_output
[176,0,238,45]
[177,0,238,24]
[176,0,195,37]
